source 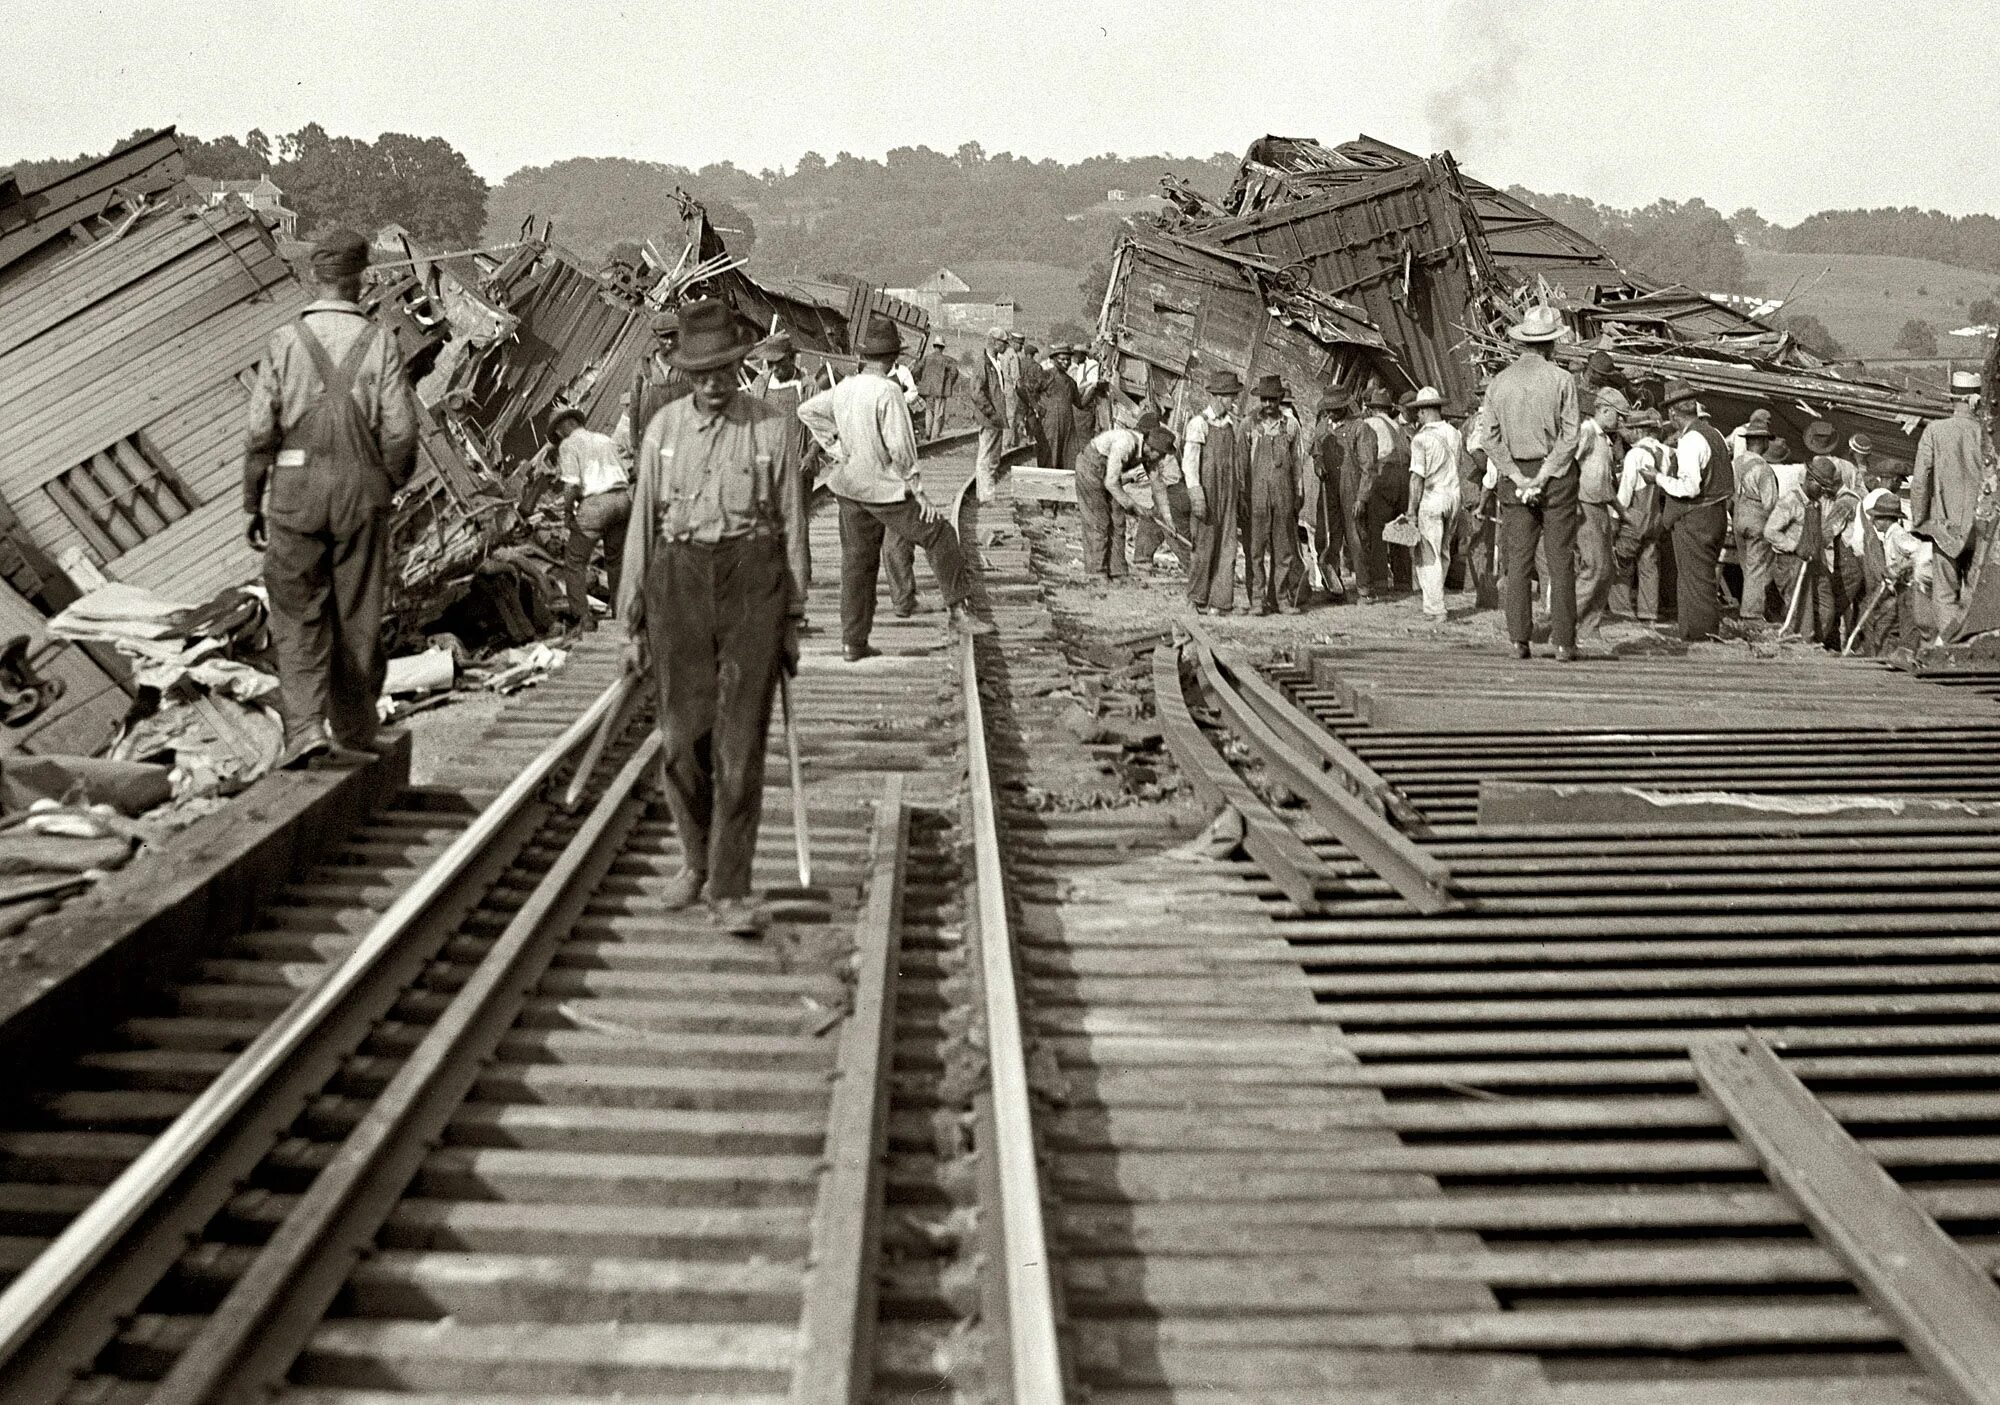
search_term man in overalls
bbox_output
[617,299,809,934]
[1242,373,1307,614]
[1184,369,1248,615]
[244,228,417,768]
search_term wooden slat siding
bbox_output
[113,499,257,601]
[0,215,272,403]
[0,242,288,432]
[0,129,185,271]
[0,212,239,354]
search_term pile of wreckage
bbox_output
[0,128,927,837]
[1102,134,1955,466]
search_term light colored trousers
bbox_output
[974,425,1002,501]
[1415,492,1458,616]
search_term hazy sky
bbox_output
[5,0,1992,224]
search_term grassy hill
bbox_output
[1747,249,1998,359]
[950,259,1095,339]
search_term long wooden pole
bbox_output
[780,674,811,891]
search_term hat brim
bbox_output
[548,409,586,433]
[1411,395,1446,409]
[1508,325,1563,342]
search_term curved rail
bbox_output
[0,673,628,1390]
[954,474,1068,1403]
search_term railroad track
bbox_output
[0,459,1073,1404]
[1137,624,2000,1403]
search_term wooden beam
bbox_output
[1692,1031,2000,1405]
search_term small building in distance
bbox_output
[185,174,299,240]
[886,267,1015,337]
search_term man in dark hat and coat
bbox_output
[798,316,991,662]
[1479,305,1581,658]
[1655,380,1734,641]
[1184,369,1249,613]
[1032,345,1098,473]
[617,299,809,934]
[913,336,958,439]
[1243,372,1308,614]
[1302,391,1349,598]
[245,228,418,767]
[1325,384,1381,599]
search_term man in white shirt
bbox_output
[1612,408,1670,622]
[1574,387,1628,638]
[1655,382,1732,641]
[550,405,631,631]
[797,318,991,661]
[1404,387,1462,621]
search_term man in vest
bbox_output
[1480,305,1581,659]
[1656,381,1734,642]
[1184,369,1249,614]
[1612,407,1670,622]
[1910,369,1994,640]
[1242,373,1308,614]
[550,405,631,632]
[245,228,418,768]
[617,299,807,934]
[1079,423,1178,580]
[1328,386,1381,599]
[1363,386,1413,593]
[970,328,1010,502]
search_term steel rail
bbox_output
[150,728,663,1405]
[956,475,1068,1404]
[0,673,625,1378]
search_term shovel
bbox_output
[777,673,815,896]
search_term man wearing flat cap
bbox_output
[1731,411,1780,622]
[798,316,991,662]
[616,310,692,461]
[618,298,809,934]
[1479,305,1581,658]
[245,228,417,767]
[1763,455,1856,643]
[1910,369,1995,638]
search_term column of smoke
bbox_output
[1425,0,1533,156]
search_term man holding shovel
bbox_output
[617,299,809,935]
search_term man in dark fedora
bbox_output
[1243,372,1307,614]
[1362,384,1413,593]
[617,298,809,934]
[798,316,991,662]
[1184,368,1249,614]
[1479,304,1580,658]
[245,227,417,767]
[1654,380,1733,641]
[549,403,631,631]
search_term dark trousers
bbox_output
[1076,469,1129,579]
[1499,472,1579,649]
[837,495,971,651]
[1134,481,1192,572]
[1187,501,1243,612]
[884,534,917,612]
[1246,468,1301,610]
[563,488,631,622]
[645,534,786,900]
[1339,466,1375,594]
[265,512,387,748]
[1368,477,1412,591]
[1452,499,1499,607]
[1669,499,1729,642]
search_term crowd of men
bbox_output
[244,234,1992,932]
[1014,303,1992,662]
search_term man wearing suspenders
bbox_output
[1657,380,1734,641]
[244,229,418,768]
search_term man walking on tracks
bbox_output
[1657,380,1734,642]
[1184,369,1248,615]
[1481,305,1581,659]
[798,316,992,663]
[244,228,417,768]
[1242,374,1308,615]
[616,299,809,934]
[549,405,631,631]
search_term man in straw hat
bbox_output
[618,299,810,934]
[1574,384,1629,637]
[1184,369,1250,614]
[1479,304,1581,658]
[1731,409,1779,621]
[1910,369,1995,638]
[1655,380,1734,642]
[798,316,992,662]
[245,227,418,768]
[1404,387,1462,622]
[1242,373,1308,614]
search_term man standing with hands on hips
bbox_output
[617,299,808,935]
[244,228,417,768]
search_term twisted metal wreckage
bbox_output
[0,128,927,760]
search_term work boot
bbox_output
[660,868,705,910]
[893,599,922,619]
[710,895,768,937]
[278,725,330,771]
[949,606,996,636]
[843,644,882,663]
[1513,642,1532,660]
[1553,645,1577,662]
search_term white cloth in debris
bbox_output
[46,582,195,642]
[556,427,630,498]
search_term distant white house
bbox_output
[886,267,971,300]
[885,268,1015,335]
[1106,188,1129,202]
[185,175,298,240]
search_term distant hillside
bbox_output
[1747,250,1998,359]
